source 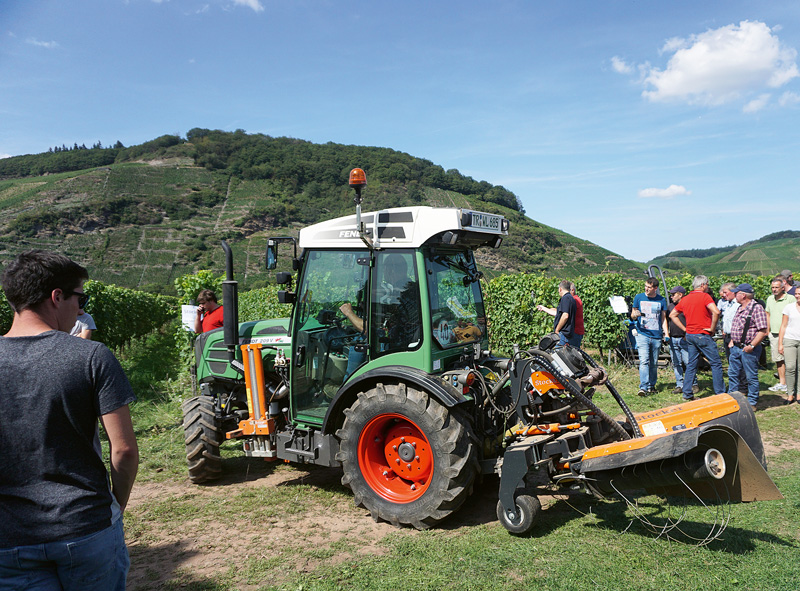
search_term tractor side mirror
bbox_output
[276,272,292,285]
[266,242,277,270]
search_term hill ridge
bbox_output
[0,130,643,293]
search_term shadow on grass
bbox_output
[128,539,230,591]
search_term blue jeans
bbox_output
[0,519,129,591]
[635,333,661,390]
[669,336,690,388]
[558,332,581,347]
[728,344,762,405]
[683,333,725,399]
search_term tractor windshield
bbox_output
[424,249,486,348]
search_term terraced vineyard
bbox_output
[0,139,645,292]
[650,236,800,277]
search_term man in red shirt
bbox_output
[194,289,224,333]
[669,275,724,400]
[570,283,585,347]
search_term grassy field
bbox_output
[118,331,800,591]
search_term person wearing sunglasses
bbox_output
[71,303,97,340]
[0,250,138,590]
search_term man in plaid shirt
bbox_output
[727,283,768,409]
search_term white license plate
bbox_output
[469,213,501,231]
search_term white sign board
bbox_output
[181,305,198,331]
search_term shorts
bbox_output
[770,333,785,362]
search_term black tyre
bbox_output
[182,396,223,483]
[335,381,478,529]
[496,491,541,535]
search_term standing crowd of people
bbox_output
[539,270,799,411]
[634,271,799,410]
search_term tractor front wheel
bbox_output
[336,382,477,529]
[496,491,541,535]
[182,396,223,483]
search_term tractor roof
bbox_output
[298,206,509,250]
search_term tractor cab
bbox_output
[268,195,509,429]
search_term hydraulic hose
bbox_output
[578,349,642,438]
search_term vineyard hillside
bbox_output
[0,131,643,291]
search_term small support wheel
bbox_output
[497,491,541,536]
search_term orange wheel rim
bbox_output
[358,413,433,503]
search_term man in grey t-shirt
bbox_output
[0,250,138,590]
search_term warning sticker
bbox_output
[641,421,667,437]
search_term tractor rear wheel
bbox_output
[336,381,478,529]
[182,396,223,483]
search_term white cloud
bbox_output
[26,37,59,49]
[641,21,799,106]
[0,153,12,159]
[611,56,632,74]
[743,93,771,113]
[779,91,800,106]
[232,0,264,12]
[637,185,692,199]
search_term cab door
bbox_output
[290,249,370,425]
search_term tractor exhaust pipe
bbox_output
[221,240,240,367]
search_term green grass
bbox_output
[118,335,800,591]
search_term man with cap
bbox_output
[727,283,768,409]
[766,275,796,392]
[781,269,798,296]
[667,286,698,395]
[669,275,725,400]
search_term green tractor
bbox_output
[184,168,780,536]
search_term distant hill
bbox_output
[649,231,800,276]
[0,130,643,293]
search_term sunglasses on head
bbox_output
[64,290,90,309]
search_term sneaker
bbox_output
[768,383,787,392]
[672,386,683,394]
[692,384,700,395]
[638,389,648,397]
[683,396,695,402]
[646,387,657,394]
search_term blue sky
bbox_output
[2,1,799,262]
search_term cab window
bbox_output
[424,249,486,348]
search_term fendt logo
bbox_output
[339,230,361,238]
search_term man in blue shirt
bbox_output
[631,277,669,396]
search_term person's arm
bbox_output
[661,309,669,338]
[554,312,569,334]
[536,304,556,317]
[707,302,720,334]
[339,302,365,333]
[100,405,139,513]
[669,307,685,333]
[748,327,768,352]
[78,328,94,340]
[194,306,204,333]
[766,310,771,334]
[778,314,789,355]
